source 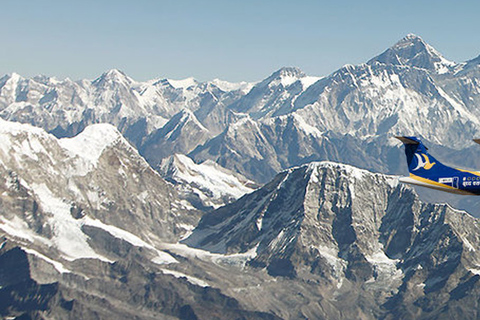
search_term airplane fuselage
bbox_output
[397,136,480,196]
[402,170,480,195]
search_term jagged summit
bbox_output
[368,34,456,74]
[270,66,305,78]
[184,160,402,254]
[183,159,480,317]
[92,68,134,87]
[263,67,306,87]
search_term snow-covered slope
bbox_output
[0,119,199,263]
[159,154,258,209]
[229,67,321,119]
[0,118,280,320]
[189,34,480,187]
[140,108,213,166]
[367,33,457,74]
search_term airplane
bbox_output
[396,136,480,195]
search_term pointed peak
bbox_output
[0,72,25,87]
[398,33,424,44]
[270,67,305,79]
[59,124,124,166]
[3,72,23,82]
[166,108,208,132]
[263,67,306,88]
[104,68,128,78]
[368,34,456,74]
[92,69,133,86]
[8,72,23,79]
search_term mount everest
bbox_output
[2,34,480,319]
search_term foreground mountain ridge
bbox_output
[184,161,480,319]
[0,119,278,319]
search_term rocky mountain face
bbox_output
[2,119,480,319]
[0,119,278,319]
[184,162,480,319]
[190,34,480,185]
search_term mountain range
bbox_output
[2,35,480,180]
[2,34,480,319]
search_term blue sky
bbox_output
[1,0,479,82]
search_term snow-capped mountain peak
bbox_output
[159,154,257,209]
[92,68,134,87]
[368,33,456,74]
[266,66,306,87]
[58,123,123,166]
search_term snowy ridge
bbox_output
[166,77,198,89]
[58,124,123,166]
[0,117,194,272]
[84,217,177,265]
[160,154,257,208]
[211,79,255,93]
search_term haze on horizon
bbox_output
[1,0,479,82]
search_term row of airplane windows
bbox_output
[465,176,480,181]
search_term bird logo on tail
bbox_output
[413,153,436,171]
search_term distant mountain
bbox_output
[2,34,480,216]
[184,161,480,319]
[229,67,321,119]
[0,119,198,249]
[140,108,212,166]
[367,33,457,74]
[0,70,251,144]
[2,35,480,187]
[2,36,480,319]
[188,34,480,189]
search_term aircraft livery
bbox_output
[397,136,480,195]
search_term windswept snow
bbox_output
[31,183,111,262]
[58,124,122,166]
[167,77,198,89]
[161,154,256,208]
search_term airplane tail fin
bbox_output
[395,136,445,176]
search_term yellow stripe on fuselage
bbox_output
[409,173,459,190]
[407,173,477,195]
